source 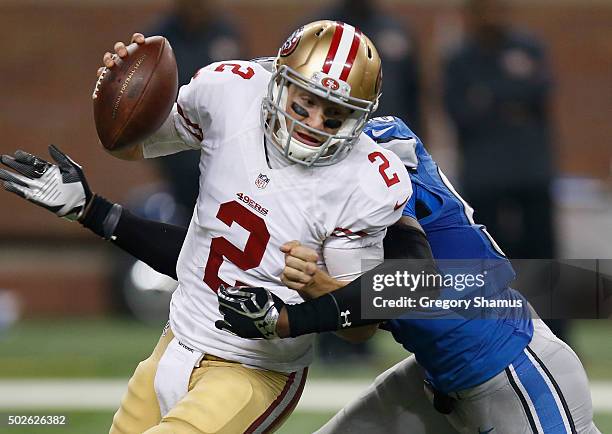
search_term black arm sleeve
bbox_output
[287,225,436,337]
[79,195,187,280]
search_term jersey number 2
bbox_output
[214,63,255,80]
[203,201,270,292]
[368,151,400,187]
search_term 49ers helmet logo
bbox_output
[280,26,304,57]
[321,77,340,90]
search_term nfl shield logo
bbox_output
[255,173,270,189]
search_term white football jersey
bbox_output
[145,60,411,373]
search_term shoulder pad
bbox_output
[364,117,419,169]
[249,57,276,73]
[365,116,417,142]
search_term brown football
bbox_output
[93,36,178,151]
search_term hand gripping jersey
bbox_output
[148,62,409,373]
[364,116,533,393]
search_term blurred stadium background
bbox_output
[0,0,610,432]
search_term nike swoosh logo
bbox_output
[394,196,410,211]
[370,126,394,138]
[478,428,495,433]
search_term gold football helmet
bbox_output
[262,20,382,166]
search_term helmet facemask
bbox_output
[262,64,378,167]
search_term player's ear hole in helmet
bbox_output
[262,20,382,167]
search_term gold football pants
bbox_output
[109,327,307,434]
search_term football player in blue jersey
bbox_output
[216,117,601,433]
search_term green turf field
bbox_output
[0,318,610,433]
[0,317,411,379]
[2,318,608,380]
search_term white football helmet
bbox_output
[262,20,382,166]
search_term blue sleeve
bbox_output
[365,116,417,141]
[402,184,417,219]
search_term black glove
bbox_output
[0,145,92,221]
[215,286,286,339]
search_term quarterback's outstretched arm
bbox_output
[0,146,187,280]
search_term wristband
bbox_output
[286,294,341,337]
[103,204,123,240]
[79,195,122,240]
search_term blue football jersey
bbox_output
[364,116,533,393]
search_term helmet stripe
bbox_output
[340,28,362,81]
[322,22,344,75]
[323,22,357,80]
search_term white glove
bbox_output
[0,145,92,220]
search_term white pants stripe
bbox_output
[525,346,576,433]
[506,363,544,433]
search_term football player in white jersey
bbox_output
[0,21,410,433]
